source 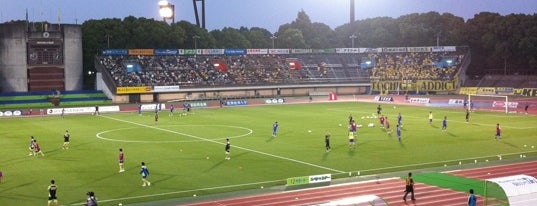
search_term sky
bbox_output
[1,0,536,33]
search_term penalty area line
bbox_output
[99,115,344,174]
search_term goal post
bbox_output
[467,94,517,113]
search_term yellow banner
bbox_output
[128,49,154,56]
[459,87,477,95]
[477,87,496,95]
[515,88,537,96]
[415,80,456,91]
[116,86,151,94]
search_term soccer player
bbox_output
[169,104,175,116]
[61,108,65,118]
[466,109,470,123]
[495,123,501,140]
[138,103,142,116]
[348,131,355,149]
[28,136,35,156]
[397,112,403,127]
[154,112,159,125]
[403,172,416,201]
[396,124,402,142]
[325,132,331,152]
[348,114,353,125]
[118,148,125,173]
[85,191,98,206]
[93,105,100,115]
[225,138,231,160]
[385,117,391,134]
[428,111,433,124]
[350,120,357,135]
[379,115,385,128]
[62,130,70,150]
[442,116,447,131]
[272,121,279,137]
[48,179,58,206]
[377,104,382,115]
[140,162,151,186]
[34,140,44,157]
[525,104,529,115]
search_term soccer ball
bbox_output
[308,130,312,133]
[338,124,342,127]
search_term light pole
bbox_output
[270,35,277,49]
[349,34,357,48]
[193,35,200,49]
[159,0,175,23]
[105,34,112,48]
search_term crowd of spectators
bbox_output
[99,51,464,87]
[369,52,464,81]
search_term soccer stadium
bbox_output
[1,1,537,206]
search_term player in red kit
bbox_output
[379,115,385,128]
[495,123,501,140]
[350,120,357,135]
[118,148,125,173]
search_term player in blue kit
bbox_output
[396,124,402,142]
[272,121,279,137]
[442,116,447,131]
[138,104,142,116]
[397,112,403,127]
[169,104,175,116]
[140,162,150,186]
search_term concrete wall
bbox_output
[63,25,83,90]
[0,24,28,92]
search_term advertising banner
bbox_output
[224,49,246,56]
[496,87,514,95]
[225,100,248,106]
[246,49,268,54]
[102,49,128,56]
[416,80,456,91]
[407,47,432,52]
[291,49,312,54]
[116,86,151,94]
[515,88,537,97]
[477,87,496,95]
[459,87,478,95]
[154,49,179,56]
[153,86,180,92]
[335,48,360,53]
[268,49,290,54]
[0,110,23,116]
[409,98,430,103]
[128,49,154,56]
[374,96,393,102]
[493,101,519,109]
[312,48,336,54]
[264,98,285,104]
[203,49,225,55]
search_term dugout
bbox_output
[485,174,537,206]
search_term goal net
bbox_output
[467,94,518,113]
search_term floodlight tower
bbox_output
[159,0,175,23]
[192,0,206,29]
[350,0,355,23]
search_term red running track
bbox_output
[182,161,537,206]
[449,160,537,180]
[182,178,484,206]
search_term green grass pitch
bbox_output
[1,102,536,205]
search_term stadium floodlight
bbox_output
[159,0,175,23]
[349,34,357,48]
[270,35,277,49]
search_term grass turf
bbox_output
[0,101,536,205]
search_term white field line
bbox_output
[99,115,344,174]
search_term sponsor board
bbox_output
[189,102,207,108]
[492,101,519,109]
[374,96,393,102]
[416,80,456,91]
[153,85,180,92]
[116,86,152,94]
[47,106,120,115]
[0,110,23,116]
[409,98,430,103]
[495,87,514,95]
[514,88,537,97]
[128,49,154,56]
[225,100,248,106]
[287,174,331,186]
[140,104,167,111]
[477,87,496,95]
[449,99,465,105]
[265,98,285,104]
[459,87,478,95]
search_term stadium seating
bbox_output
[98,51,464,88]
